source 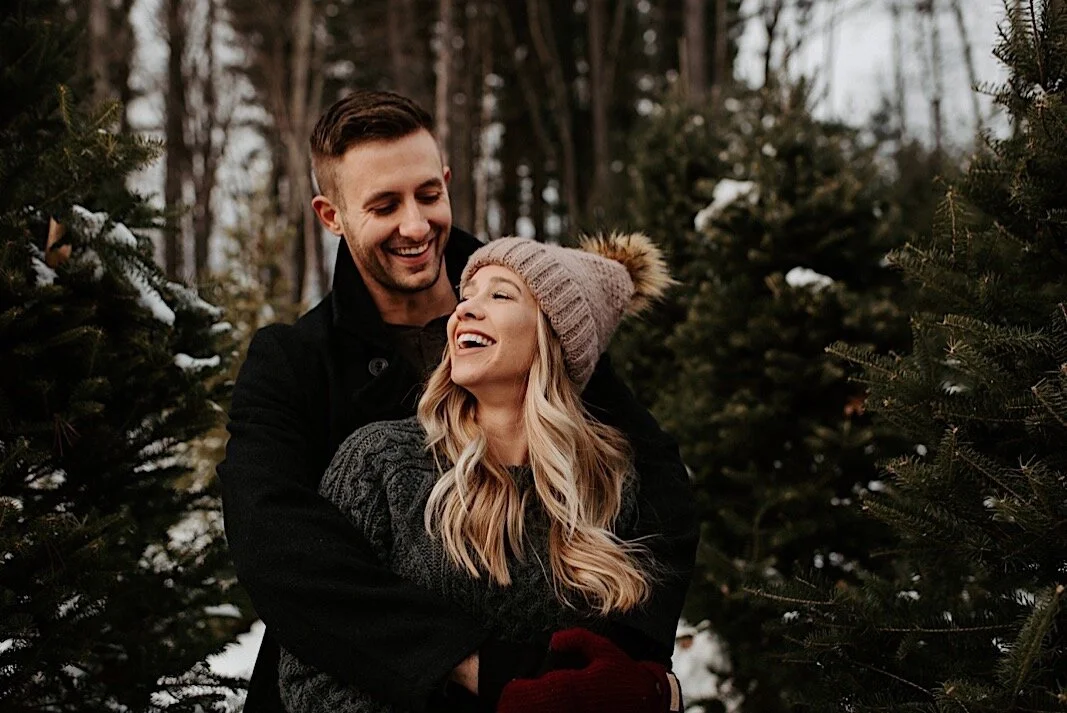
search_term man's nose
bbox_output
[398,199,430,239]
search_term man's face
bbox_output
[315,129,453,299]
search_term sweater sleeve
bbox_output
[278,425,400,713]
[218,327,488,711]
[579,354,699,665]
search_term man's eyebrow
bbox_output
[363,178,445,207]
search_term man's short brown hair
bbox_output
[310,89,435,202]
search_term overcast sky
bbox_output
[733,0,1011,143]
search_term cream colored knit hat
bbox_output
[460,233,673,387]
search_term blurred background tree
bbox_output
[0,2,245,709]
[763,1,1067,709]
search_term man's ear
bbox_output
[312,195,343,236]
[443,165,452,185]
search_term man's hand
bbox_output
[451,652,479,695]
[496,629,681,713]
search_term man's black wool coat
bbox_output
[217,227,698,713]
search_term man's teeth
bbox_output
[393,242,431,257]
[458,333,495,348]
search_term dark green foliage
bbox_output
[1,3,244,710]
[615,84,927,711]
[775,2,1067,710]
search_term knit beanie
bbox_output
[460,233,673,387]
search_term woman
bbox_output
[279,233,690,713]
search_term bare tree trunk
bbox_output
[115,0,137,134]
[88,0,110,105]
[388,0,406,95]
[711,0,729,101]
[192,0,220,281]
[454,4,476,233]
[587,0,610,219]
[683,0,707,102]
[527,0,579,232]
[949,0,983,140]
[435,0,453,164]
[288,0,318,305]
[474,1,493,238]
[762,0,784,89]
[892,1,908,136]
[926,0,945,156]
[164,0,189,280]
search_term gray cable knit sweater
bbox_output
[277,416,645,713]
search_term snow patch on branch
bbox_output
[169,282,224,320]
[174,354,221,372]
[694,179,759,231]
[71,205,138,248]
[785,266,834,291]
[31,257,57,286]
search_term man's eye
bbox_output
[417,193,441,204]
[372,204,397,215]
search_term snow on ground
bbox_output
[673,619,742,712]
[208,620,264,680]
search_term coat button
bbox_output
[368,357,389,376]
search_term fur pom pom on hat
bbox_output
[461,232,673,387]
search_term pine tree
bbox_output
[616,85,918,711]
[0,4,244,710]
[771,2,1067,710]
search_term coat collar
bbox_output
[330,226,484,346]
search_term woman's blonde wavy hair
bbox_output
[417,310,651,614]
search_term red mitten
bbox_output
[496,628,680,713]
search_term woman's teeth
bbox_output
[458,333,495,348]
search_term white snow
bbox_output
[71,205,138,247]
[785,266,834,291]
[73,248,105,281]
[210,321,233,334]
[169,282,225,319]
[208,620,264,680]
[694,180,759,231]
[673,619,741,712]
[126,265,176,325]
[204,604,243,618]
[31,257,57,287]
[174,354,221,372]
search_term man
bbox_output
[218,89,697,713]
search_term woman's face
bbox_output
[448,264,540,396]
